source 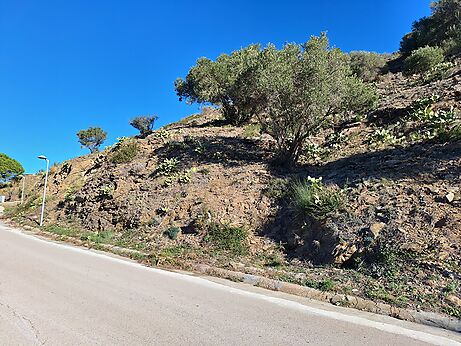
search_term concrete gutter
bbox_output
[189,264,461,333]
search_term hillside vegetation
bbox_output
[2,0,461,319]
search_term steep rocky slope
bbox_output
[2,61,461,318]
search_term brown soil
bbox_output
[2,61,461,319]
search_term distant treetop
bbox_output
[0,153,25,182]
[400,0,461,56]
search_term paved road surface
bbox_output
[0,223,460,345]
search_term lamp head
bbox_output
[38,155,48,160]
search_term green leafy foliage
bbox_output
[110,138,139,164]
[175,44,263,125]
[349,51,388,82]
[403,46,445,76]
[0,153,24,182]
[256,34,377,164]
[164,227,181,240]
[156,158,179,176]
[369,128,399,146]
[290,177,344,220]
[130,115,158,137]
[76,127,107,153]
[422,61,455,83]
[406,96,459,142]
[400,0,461,56]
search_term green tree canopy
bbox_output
[400,0,461,56]
[175,44,263,125]
[255,34,378,164]
[0,153,25,182]
[130,115,158,137]
[77,127,107,153]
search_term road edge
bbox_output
[2,219,460,334]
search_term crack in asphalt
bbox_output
[0,300,46,345]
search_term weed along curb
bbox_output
[189,264,461,333]
[3,220,461,333]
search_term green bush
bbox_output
[256,34,377,165]
[110,139,139,164]
[290,177,344,220]
[422,61,455,83]
[406,96,459,142]
[164,227,181,240]
[205,223,248,256]
[369,128,399,146]
[156,157,179,176]
[403,46,445,76]
[242,123,261,138]
[349,51,388,82]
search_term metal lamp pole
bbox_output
[38,156,49,226]
[20,175,25,205]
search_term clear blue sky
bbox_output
[0,0,431,173]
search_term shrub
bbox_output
[406,96,459,142]
[205,223,248,256]
[435,124,461,142]
[156,158,179,176]
[256,34,377,165]
[77,127,107,153]
[403,46,445,75]
[369,128,399,146]
[349,51,388,82]
[130,115,158,137]
[290,177,344,220]
[422,61,455,83]
[303,142,327,163]
[0,153,24,182]
[110,139,139,164]
[64,186,78,202]
[164,227,181,240]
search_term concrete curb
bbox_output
[2,219,460,333]
[189,264,461,333]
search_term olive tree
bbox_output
[77,127,107,153]
[0,153,24,182]
[256,34,377,165]
[175,44,263,125]
[130,115,158,137]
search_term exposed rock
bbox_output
[446,192,455,203]
[446,295,461,308]
[370,222,386,238]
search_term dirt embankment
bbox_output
[2,62,461,319]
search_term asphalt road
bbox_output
[0,223,460,346]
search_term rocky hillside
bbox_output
[2,60,461,318]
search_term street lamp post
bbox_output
[20,175,25,205]
[38,155,50,226]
